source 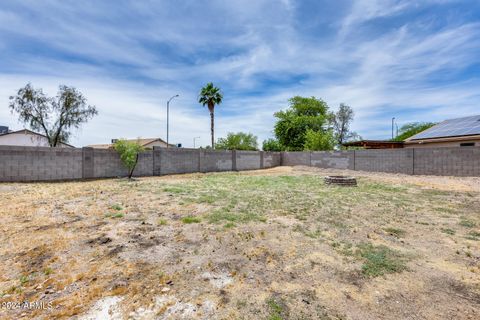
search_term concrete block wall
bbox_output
[311,151,354,170]
[135,151,154,176]
[354,149,414,174]
[201,150,232,172]
[0,146,82,182]
[263,152,281,168]
[92,149,128,178]
[281,151,310,166]
[414,147,480,177]
[236,151,262,171]
[156,148,199,175]
[1,146,480,181]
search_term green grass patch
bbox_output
[207,209,266,224]
[105,212,124,218]
[19,275,29,286]
[163,185,194,194]
[224,222,236,229]
[266,297,287,320]
[459,219,476,228]
[356,243,407,277]
[181,216,201,224]
[110,204,123,211]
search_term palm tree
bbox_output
[198,82,223,148]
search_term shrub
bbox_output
[113,139,145,179]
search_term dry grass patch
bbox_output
[0,167,479,319]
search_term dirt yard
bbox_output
[0,166,479,319]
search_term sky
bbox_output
[1,0,480,148]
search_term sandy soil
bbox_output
[0,167,479,319]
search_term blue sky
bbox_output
[1,0,480,147]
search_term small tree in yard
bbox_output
[113,139,144,179]
[9,83,97,147]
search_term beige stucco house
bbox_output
[0,129,74,148]
[87,138,174,149]
[404,115,480,148]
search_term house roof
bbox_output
[87,138,174,149]
[0,129,75,148]
[407,115,480,141]
[342,140,404,149]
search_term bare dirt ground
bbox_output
[0,166,479,319]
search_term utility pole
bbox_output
[193,136,200,149]
[166,94,179,148]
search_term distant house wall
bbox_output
[144,140,169,148]
[0,131,72,148]
[405,138,480,148]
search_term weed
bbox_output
[224,222,236,229]
[459,219,476,228]
[181,216,201,224]
[110,204,123,211]
[43,268,53,276]
[465,231,480,241]
[157,218,168,226]
[19,275,29,286]
[304,229,322,239]
[441,228,456,235]
[416,221,430,225]
[105,212,124,218]
[356,243,407,277]
[266,297,287,320]
[384,227,406,238]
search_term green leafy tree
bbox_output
[273,96,332,151]
[113,139,145,179]
[9,83,97,147]
[215,132,258,150]
[303,129,335,151]
[393,122,437,141]
[262,138,284,151]
[198,82,223,148]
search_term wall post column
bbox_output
[82,147,94,179]
[232,150,237,171]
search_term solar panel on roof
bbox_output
[409,115,480,140]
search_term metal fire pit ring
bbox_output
[324,175,357,186]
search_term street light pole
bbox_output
[166,94,179,148]
[193,136,200,148]
[391,117,396,139]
